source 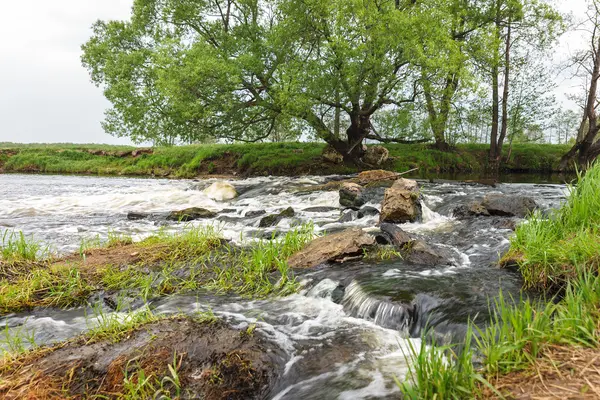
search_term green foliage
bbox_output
[403,164,600,397]
[400,325,491,399]
[87,305,159,343]
[506,162,600,290]
[0,223,315,313]
[80,0,511,151]
[209,223,316,297]
[1,231,47,262]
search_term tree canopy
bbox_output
[83,0,568,165]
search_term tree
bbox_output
[476,0,562,166]
[82,0,459,164]
[420,0,492,150]
[560,0,600,170]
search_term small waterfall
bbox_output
[341,280,413,332]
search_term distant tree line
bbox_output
[82,0,600,169]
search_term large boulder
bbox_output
[482,194,538,218]
[322,145,344,164]
[167,207,217,221]
[339,182,365,208]
[379,178,422,223]
[356,170,398,186]
[287,228,376,268]
[363,146,390,166]
[259,207,295,227]
[203,181,237,201]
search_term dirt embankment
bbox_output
[0,318,285,399]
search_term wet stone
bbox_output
[245,210,266,218]
[126,211,149,220]
[167,207,217,222]
[258,207,295,228]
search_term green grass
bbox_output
[208,223,316,296]
[0,224,315,313]
[401,272,600,398]
[86,305,159,344]
[1,230,48,262]
[0,142,573,178]
[400,164,600,398]
[504,162,600,291]
[399,325,491,399]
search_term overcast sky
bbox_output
[0,0,590,144]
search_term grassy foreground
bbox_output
[0,142,571,178]
[401,162,600,399]
[0,225,315,314]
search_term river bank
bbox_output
[402,163,600,399]
[0,142,572,179]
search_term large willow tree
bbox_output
[82,0,464,162]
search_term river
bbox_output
[0,173,568,399]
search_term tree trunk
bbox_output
[560,35,600,171]
[423,72,458,151]
[497,22,511,159]
[488,1,501,168]
[334,89,341,138]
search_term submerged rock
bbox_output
[339,209,359,223]
[258,207,295,227]
[406,240,448,265]
[379,178,422,223]
[167,207,217,221]
[126,211,149,221]
[203,181,238,201]
[482,194,538,217]
[357,206,380,218]
[245,210,267,218]
[287,227,376,268]
[452,202,490,219]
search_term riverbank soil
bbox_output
[484,345,600,399]
[0,318,281,399]
[0,142,572,178]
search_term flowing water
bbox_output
[0,173,568,399]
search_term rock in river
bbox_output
[259,207,295,227]
[356,169,397,186]
[167,207,217,221]
[376,222,412,247]
[379,178,422,223]
[339,182,365,208]
[482,194,538,217]
[203,181,238,201]
[287,227,376,268]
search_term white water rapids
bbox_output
[0,173,568,399]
